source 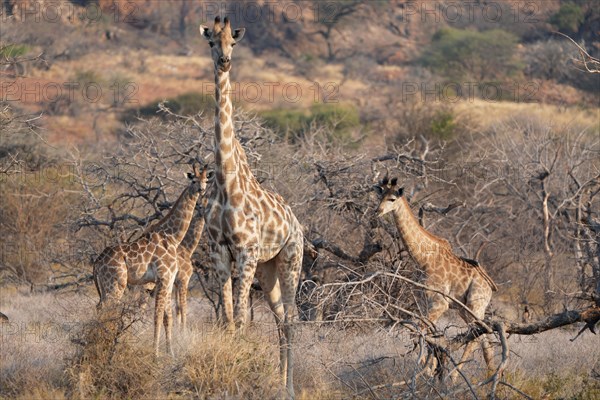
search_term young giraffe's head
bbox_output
[374,176,405,217]
[187,162,209,195]
[200,16,245,73]
[194,166,214,209]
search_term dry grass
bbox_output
[169,326,281,399]
[503,329,600,399]
[454,99,600,134]
[1,290,599,399]
[0,291,92,398]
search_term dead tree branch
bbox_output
[555,31,600,73]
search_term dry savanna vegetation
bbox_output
[1,1,599,399]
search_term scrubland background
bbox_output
[1,1,599,398]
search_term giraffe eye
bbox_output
[231,42,236,47]
[387,198,395,202]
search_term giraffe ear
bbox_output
[186,172,194,180]
[200,25,211,40]
[397,187,404,196]
[373,185,383,196]
[390,177,398,186]
[233,28,245,42]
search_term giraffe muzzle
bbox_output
[218,57,231,72]
[218,62,231,72]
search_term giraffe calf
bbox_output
[375,177,498,381]
[93,164,206,356]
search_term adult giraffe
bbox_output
[200,17,303,397]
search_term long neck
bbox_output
[392,197,448,268]
[179,201,207,253]
[215,69,239,182]
[155,187,200,245]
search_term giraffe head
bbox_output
[187,162,209,195]
[200,16,245,73]
[374,176,405,217]
[199,165,212,193]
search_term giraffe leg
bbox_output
[234,249,258,330]
[481,335,494,377]
[177,267,191,331]
[451,337,479,382]
[221,274,234,332]
[276,236,302,399]
[162,287,174,357]
[174,278,182,328]
[420,293,449,379]
[255,261,286,379]
[450,284,493,382]
[93,265,102,309]
[212,246,234,332]
[153,280,169,357]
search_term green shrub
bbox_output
[389,102,463,142]
[550,3,585,33]
[141,92,214,117]
[261,108,306,135]
[261,103,360,141]
[311,102,360,132]
[0,44,30,59]
[73,69,103,86]
[421,27,520,81]
[430,110,457,139]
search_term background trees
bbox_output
[421,28,521,82]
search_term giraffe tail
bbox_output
[461,257,498,292]
[92,262,104,309]
[475,265,498,292]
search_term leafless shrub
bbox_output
[459,114,600,311]
[65,296,160,399]
[556,32,600,74]
[524,39,577,81]
[74,104,457,326]
[0,105,46,172]
[0,106,82,289]
[523,38,599,92]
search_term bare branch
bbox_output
[555,32,600,73]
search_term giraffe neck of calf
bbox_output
[392,198,450,276]
[179,208,206,253]
[155,187,200,245]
